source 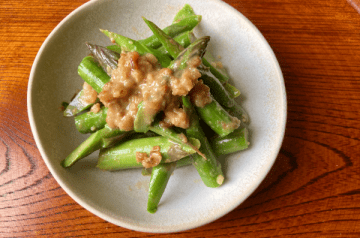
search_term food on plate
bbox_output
[61,4,250,213]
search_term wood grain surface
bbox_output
[1,0,360,237]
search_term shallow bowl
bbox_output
[28,0,286,233]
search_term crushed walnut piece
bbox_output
[159,120,172,128]
[221,117,241,131]
[211,61,224,69]
[179,133,188,143]
[164,107,189,129]
[170,56,202,96]
[136,146,162,168]
[90,103,101,113]
[81,82,98,104]
[189,80,212,108]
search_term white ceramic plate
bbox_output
[28,0,286,233]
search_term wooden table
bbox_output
[1,0,360,237]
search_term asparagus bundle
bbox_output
[61,4,250,214]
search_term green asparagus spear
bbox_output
[139,15,202,49]
[173,4,196,23]
[64,54,112,117]
[201,51,230,84]
[182,96,224,187]
[143,17,183,59]
[104,15,199,56]
[169,36,209,70]
[211,128,249,155]
[175,156,193,167]
[86,42,120,76]
[100,29,171,68]
[200,71,235,108]
[203,76,248,124]
[106,44,122,54]
[147,162,176,213]
[157,31,193,56]
[172,5,231,84]
[149,120,200,153]
[103,130,157,151]
[99,128,249,171]
[202,69,249,124]
[105,31,193,58]
[75,107,108,134]
[101,131,135,149]
[78,56,111,93]
[226,102,250,124]
[64,53,111,117]
[195,96,240,137]
[64,46,116,118]
[61,124,127,167]
[223,82,241,98]
[97,136,200,170]
[99,126,250,173]
[63,90,97,117]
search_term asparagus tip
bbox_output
[63,109,73,117]
[142,16,152,26]
[85,41,91,49]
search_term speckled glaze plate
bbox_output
[27,0,286,233]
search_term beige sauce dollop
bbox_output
[82,82,98,104]
[98,51,208,131]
